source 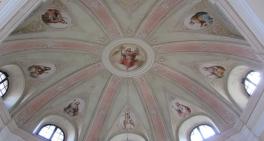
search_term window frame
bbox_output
[0,70,9,98]
[242,70,261,96]
[37,124,65,141]
[189,124,217,141]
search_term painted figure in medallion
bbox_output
[64,99,80,117]
[120,46,140,70]
[190,12,213,27]
[122,112,135,129]
[203,66,225,78]
[111,44,145,71]
[172,102,191,118]
[42,9,67,24]
[28,65,51,78]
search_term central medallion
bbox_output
[102,38,154,77]
[110,43,146,71]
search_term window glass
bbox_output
[190,125,216,141]
[244,71,261,96]
[190,128,203,141]
[38,125,64,141]
[0,71,8,97]
[51,128,64,141]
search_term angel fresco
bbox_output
[42,9,67,24]
[122,112,135,129]
[120,46,140,70]
[203,66,225,78]
[64,99,80,117]
[190,12,213,27]
[41,9,71,28]
[28,65,51,78]
[172,102,191,118]
[185,11,213,30]
[110,44,145,71]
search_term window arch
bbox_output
[190,124,216,141]
[37,124,65,141]
[178,115,220,141]
[0,71,8,97]
[33,115,76,141]
[243,71,261,96]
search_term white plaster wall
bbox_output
[246,0,264,24]
[225,126,258,141]
[0,127,25,141]
[0,99,40,141]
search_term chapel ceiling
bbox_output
[0,0,261,141]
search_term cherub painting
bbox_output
[111,44,145,71]
[41,9,71,28]
[203,66,225,78]
[172,102,191,118]
[28,65,51,78]
[64,99,80,117]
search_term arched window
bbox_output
[0,71,8,97]
[190,124,216,141]
[37,124,65,141]
[243,71,261,96]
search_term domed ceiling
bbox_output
[0,0,261,140]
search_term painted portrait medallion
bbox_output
[184,11,213,30]
[110,44,146,71]
[41,8,71,29]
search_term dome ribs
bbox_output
[134,77,170,141]
[0,39,101,56]
[154,41,260,62]
[152,63,238,127]
[84,76,122,141]
[14,63,104,125]
[80,0,123,40]
[135,0,183,39]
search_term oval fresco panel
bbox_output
[110,43,146,71]
[184,11,213,30]
[28,63,56,79]
[41,8,71,29]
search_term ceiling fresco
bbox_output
[0,0,261,141]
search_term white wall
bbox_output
[247,0,264,24]
[0,127,25,141]
[0,99,40,141]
